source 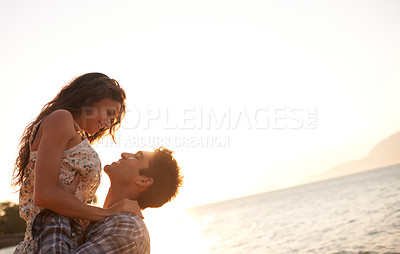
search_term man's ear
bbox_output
[136,176,153,189]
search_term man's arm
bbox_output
[32,209,84,254]
[74,213,150,254]
[32,210,149,254]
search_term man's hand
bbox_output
[58,173,80,194]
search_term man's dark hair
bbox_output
[136,147,183,209]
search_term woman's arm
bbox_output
[33,110,134,221]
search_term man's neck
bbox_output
[103,185,137,208]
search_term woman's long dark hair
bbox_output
[12,72,126,188]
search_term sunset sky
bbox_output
[1,0,399,213]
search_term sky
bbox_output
[1,0,400,210]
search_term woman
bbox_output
[12,73,141,253]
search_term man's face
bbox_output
[104,151,153,185]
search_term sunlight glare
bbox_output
[143,204,214,254]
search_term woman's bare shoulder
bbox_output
[41,109,76,135]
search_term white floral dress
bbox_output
[14,121,102,254]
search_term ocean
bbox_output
[187,164,400,254]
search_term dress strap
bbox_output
[29,120,43,147]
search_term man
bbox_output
[32,147,183,254]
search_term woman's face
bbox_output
[78,98,122,135]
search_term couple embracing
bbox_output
[12,73,183,253]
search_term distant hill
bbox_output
[314,131,400,180]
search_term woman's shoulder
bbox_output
[30,110,79,153]
[41,109,76,133]
[47,109,74,119]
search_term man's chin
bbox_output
[104,164,112,173]
[104,161,120,173]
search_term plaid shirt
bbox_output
[32,209,150,254]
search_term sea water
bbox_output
[188,164,400,254]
